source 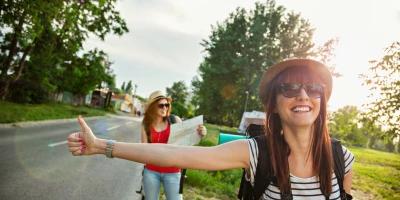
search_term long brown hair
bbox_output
[263,66,333,195]
[142,98,172,143]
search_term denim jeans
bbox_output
[143,168,182,200]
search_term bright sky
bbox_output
[84,0,400,111]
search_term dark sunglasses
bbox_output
[276,83,325,99]
[157,103,170,109]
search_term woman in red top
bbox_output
[141,90,207,200]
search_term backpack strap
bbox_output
[331,138,352,200]
[179,169,187,194]
[168,114,176,124]
[253,135,273,200]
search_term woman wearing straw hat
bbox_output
[68,58,354,200]
[140,90,207,200]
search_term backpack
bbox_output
[237,124,353,200]
[136,114,186,199]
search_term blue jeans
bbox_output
[143,168,182,200]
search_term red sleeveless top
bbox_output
[145,123,180,173]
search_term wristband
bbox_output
[106,140,116,158]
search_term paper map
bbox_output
[168,115,203,146]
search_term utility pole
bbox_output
[244,91,249,113]
[134,84,137,98]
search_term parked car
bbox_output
[123,108,131,113]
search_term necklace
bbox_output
[157,131,161,142]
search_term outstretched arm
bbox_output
[67,116,249,171]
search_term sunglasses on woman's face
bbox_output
[276,83,324,99]
[157,103,170,109]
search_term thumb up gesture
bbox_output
[67,116,97,156]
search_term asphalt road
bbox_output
[0,115,144,200]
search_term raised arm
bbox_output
[67,116,249,171]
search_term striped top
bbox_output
[246,138,355,200]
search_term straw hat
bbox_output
[147,90,172,108]
[259,58,333,104]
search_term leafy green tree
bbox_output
[166,81,189,105]
[121,82,126,92]
[126,80,133,94]
[0,0,128,101]
[55,49,114,105]
[359,117,385,149]
[171,102,189,119]
[360,41,400,141]
[192,0,339,126]
[113,88,124,95]
[328,106,367,146]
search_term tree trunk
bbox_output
[14,40,36,81]
[0,11,27,100]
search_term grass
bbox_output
[181,124,243,199]
[349,147,400,200]
[2,100,399,199]
[0,101,114,123]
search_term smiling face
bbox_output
[273,66,323,129]
[155,98,170,118]
[276,86,321,128]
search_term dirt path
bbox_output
[352,189,381,200]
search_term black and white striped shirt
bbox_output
[246,138,355,200]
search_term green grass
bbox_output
[0,101,114,123]
[182,124,243,200]
[349,147,400,200]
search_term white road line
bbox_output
[107,125,120,130]
[126,122,133,124]
[48,141,68,147]
[49,124,122,147]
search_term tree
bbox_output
[121,82,126,91]
[359,116,385,149]
[171,102,189,119]
[328,106,367,146]
[360,41,400,141]
[166,81,189,105]
[56,49,115,105]
[125,80,133,95]
[191,0,339,126]
[0,0,129,101]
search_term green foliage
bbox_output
[192,0,339,127]
[329,106,368,146]
[360,41,400,141]
[171,102,189,118]
[121,82,126,91]
[0,0,129,102]
[113,88,124,95]
[183,124,242,199]
[166,81,189,105]
[125,80,133,94]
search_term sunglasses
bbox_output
[276,83,324,99]
[157,103,170,109]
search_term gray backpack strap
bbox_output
[331,138,352,199]
[253,135,272,200]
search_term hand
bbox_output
[67,115,97,156]
[197,124,207,138]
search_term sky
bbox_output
[84,0,400,111]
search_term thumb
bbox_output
[78,115,90,132]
